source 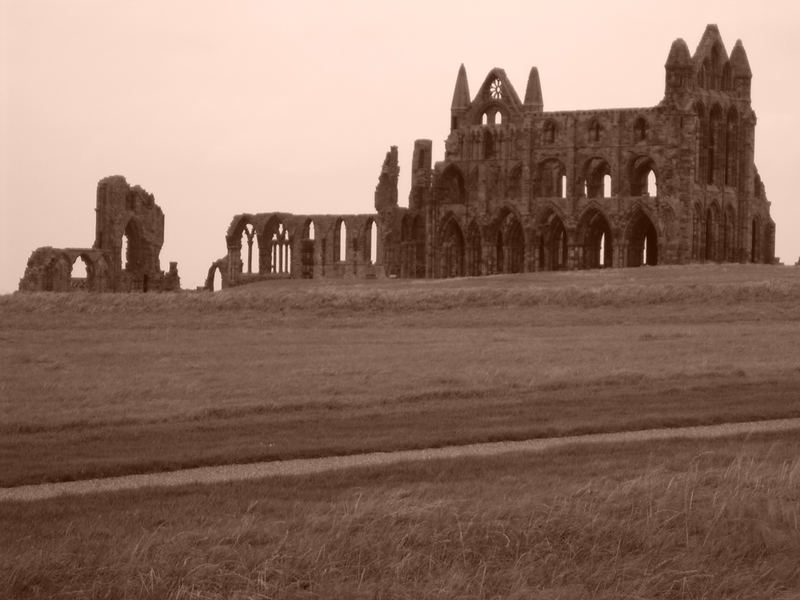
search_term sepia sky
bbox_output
[2,0,799,293]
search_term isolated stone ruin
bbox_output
[208,24,775,289]
[19,176,180,292]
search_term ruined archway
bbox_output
[439,216,465,278]
[583,157,612,198]
[629,156,658,197]
[537,209,568,271]
[264,218,292,274]
[625,208,658,267]
[577,207,613,269]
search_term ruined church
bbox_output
[19,176,180,293]
[208,24,774,289]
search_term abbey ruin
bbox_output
[208,24,775,289]
[19,176,180,292]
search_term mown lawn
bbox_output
[1,264,800,485]
[2,432,798,599]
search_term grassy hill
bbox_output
[2,264,800,486]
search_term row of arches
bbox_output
[232,216,379,278]
[438,157,658,205]
[401,206,661,279]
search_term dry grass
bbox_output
[1,264,800,486]
[2,432,798,599]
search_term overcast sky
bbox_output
[2,0,798,292]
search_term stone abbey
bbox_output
[207,24,775,289]
[17,24,777,292]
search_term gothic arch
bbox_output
[537,207,568,271]
[438,214,465,278]
[264,216,292,274]
[576,205,613,269]
[629,156,658,197]
[437,164,467,204]
[492,207,524,274]
[583,157,612,198]
[624,206,658,267]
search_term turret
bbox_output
[729,39,752,100]
[523,66,543,113]
[450,64,470,131]
[663,38,692,102]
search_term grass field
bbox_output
[2,264,800,486]
[2,432,798,599]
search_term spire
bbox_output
[665,38,692,67]
[451,64,471,110]
[730,39,752,78]
[523,66,543,111]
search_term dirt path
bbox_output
[2,418,799,503]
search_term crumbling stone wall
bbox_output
[209,25,775,287]
[19,176,180,292]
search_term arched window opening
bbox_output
[646,171,657,196]
[495,111,503,125]
[213,267,222,291]
[240,224,259,274]
[366,220,378,265]
[72,257,88,279]
[303,220,316,240]
[482,113,488,126]
[334,220,347,262]
[561,175,567,199]
[268,222,291,274]
[122,220,144,273]
[585,158,611,199]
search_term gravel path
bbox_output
[2,418,799,503]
